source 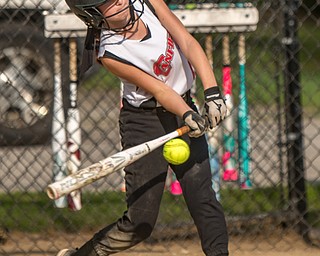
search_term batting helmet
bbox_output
[66,0,145,30]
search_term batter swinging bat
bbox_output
[51,39,68,208]
[222,34,238,182]
[47,126,190,200]
[66,38,82,211]
[238,33,252,189]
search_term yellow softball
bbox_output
[163,138,190,165]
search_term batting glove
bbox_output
[183,110,208,137]
[204,86,227,129]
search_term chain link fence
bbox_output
[0,0,319,255]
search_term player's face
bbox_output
[98,0,131,30]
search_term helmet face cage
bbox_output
[66,0,106,27]
[68,0,145,31]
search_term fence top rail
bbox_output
[44,4,259,38]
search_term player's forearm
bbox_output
[154,88,191,118]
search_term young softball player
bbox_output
[58,0,229,255]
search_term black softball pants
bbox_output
[73,96,229,256]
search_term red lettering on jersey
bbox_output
[153,35,175,76]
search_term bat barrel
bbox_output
[46,126,190,201]
[47,185,59,200]
[47,176,83,200]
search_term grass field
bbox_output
[1,183,319,233]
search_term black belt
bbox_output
[137,90,191,110]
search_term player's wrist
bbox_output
[204,86,222,101]
[182,111,208,138]
[182,110,194,120]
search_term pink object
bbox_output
[222,66,232,95]
[222,151,231,165]
[170,180,183,195]
[222,152,238,181]
[222,169,238,181]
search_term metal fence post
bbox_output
[283,0,308,239]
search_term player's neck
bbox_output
[120,18,147,40]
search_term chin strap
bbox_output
[79,27,100,79]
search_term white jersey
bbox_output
[97,0,195,107]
